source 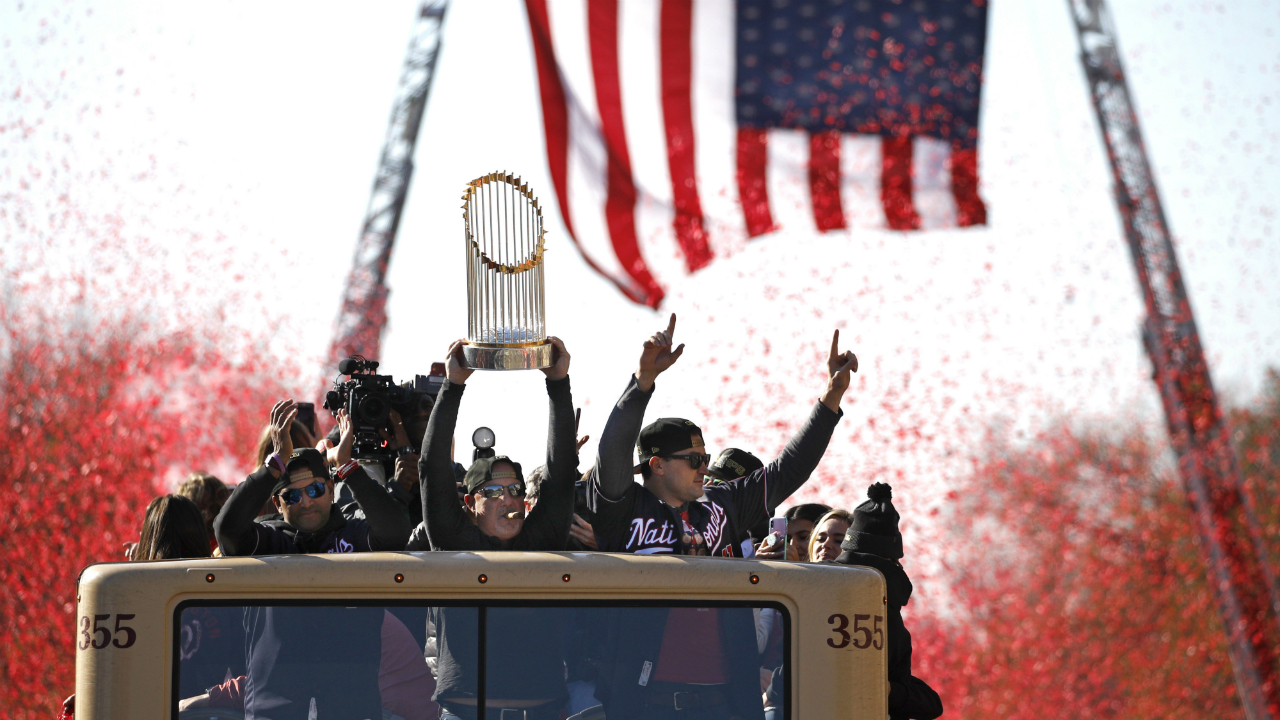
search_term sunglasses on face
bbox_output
[667,452,711,470]
[476,482,527,499]
[277,480,327,506]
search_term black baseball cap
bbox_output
[705,448,764,482]
[272,448,330,496]
[464,455,525,494]
[633,417,705,473]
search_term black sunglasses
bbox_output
[277,480,327,506]
[475,482,527,499]
[667,452,711,470]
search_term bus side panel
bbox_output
[76,563,177,720]
[795,567,888,719]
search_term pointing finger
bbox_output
[666,313,677,336]
[830,329,840,362]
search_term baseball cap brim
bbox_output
[703,465,736,481]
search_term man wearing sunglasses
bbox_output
[419,336,577,551]
[585,315,857,720]
[417,337,579,720]
[215,404,412,556]
[211,404,413,720]
[586,314,857,558]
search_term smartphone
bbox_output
[295,402,316,435]
[767,517,788,553]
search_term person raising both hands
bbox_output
[417,336,581,720]
[214,402,411,556]
[418,336,578,551]
[209,400,413,720]
[587,314,859,558]
[585,315,858,720]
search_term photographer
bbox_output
[419,337,578,720]
[319,363,444,530]
[377,406,429,527]
[214,402,411,555]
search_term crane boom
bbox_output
[328,1,449,367]
[1068,1,1280,717]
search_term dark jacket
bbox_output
[592,606,763,720]
[835,550,943,720]
[241,605,384,720]
[589,375,843,555]
[214,464,411,555]
[418,376,578,707]
[213,465,404,720]
[418,376,577,551]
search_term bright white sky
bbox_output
[3,1,1278,513]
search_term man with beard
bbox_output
[213,403,412,720]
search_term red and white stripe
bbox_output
[526,0,986,308]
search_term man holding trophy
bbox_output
[419,173,580,720]
[417,335,576,552]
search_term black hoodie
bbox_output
[835,549,943,720]
[215,464,411,555]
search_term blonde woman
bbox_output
[808,508,854,562]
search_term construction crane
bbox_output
[327,1,449,368]
[1068,1,1280,717]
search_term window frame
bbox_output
[172,597,793,720]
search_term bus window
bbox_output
[175,601,788,720]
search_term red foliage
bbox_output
[1232,370,1280,579]
[0,306,299,717]
[910,377,1280,719]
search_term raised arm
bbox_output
[419,340,478,550]
[214,466,274,556]
[722,330,857,526]
[519,337,577,549]
[591,314,684,502]
[214,400,296,556]
[330,410,411,550]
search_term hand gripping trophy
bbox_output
[461,172,552,370]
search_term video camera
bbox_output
[323,356,445,461]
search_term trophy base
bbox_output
[463,340,553,371]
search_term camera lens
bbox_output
[323,390,342,411]
[357,393,389,425]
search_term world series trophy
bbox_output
[461,172,552,370]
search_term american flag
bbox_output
[525,0,990,307]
